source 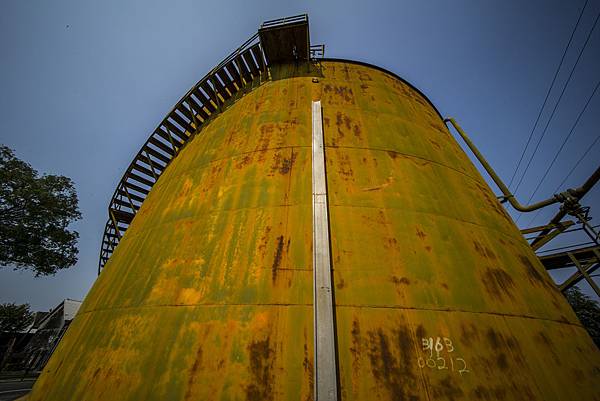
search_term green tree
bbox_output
[565,286,600,348]
[0,303,33,335]
[0,303,34,371]
[0,145,81,276]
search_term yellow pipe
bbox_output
[444,117,559,212]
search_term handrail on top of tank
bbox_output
[212,32,260,75]
[260,14,308,29]
[310,44,325,58]
[444,117,600,213]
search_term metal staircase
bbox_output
[98,15,321,273]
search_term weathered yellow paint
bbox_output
[319,61,600,401]
[26,61,599,401]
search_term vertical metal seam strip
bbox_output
[312,100,339,401]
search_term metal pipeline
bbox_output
[569,165,600,200]
[444,118,600,213]
[445,118,557,212]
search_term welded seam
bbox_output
[115,203,311,247]
[327,144,481,185]
[121,148,522,267]
[328,203,524,243]
[121,183,520,253]
[334,304,583,328]
[78,303,314,316]
[155,144,312,186]
[76,302,584,330]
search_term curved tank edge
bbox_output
[322,57,445,122]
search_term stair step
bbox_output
[216,67,237,95]
[250,44,265,71]
[142,145,170,165]
[127,171,154,188]
[112,197,138,211]
[188,93,212,119]
[118,188,145,203]
[234,56,252,84]
[110,208,135,224]
[209,75,230,102]
[123,181,150,196]
[199,83,219,111]
[225,61,243,88]
[168,111,192,134]
[148,135,176,156]
[163,120,188,142]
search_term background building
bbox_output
[21,299,81,373]
[0,300,81,374]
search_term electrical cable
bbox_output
[553,135,600,193]
[507,0,590,189]
[523,208,549,229]
[523,133,600,227]
[525,78,600,204]
[513,8,600,195]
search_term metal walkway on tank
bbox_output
[98,34,267,273]
[98,14,323,273]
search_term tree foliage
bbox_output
[0,303,34,334]
[565,286,600,348]
[0,145,81,276]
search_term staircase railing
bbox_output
[98,33,266,274]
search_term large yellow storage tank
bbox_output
[27,21,599,401]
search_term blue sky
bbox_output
[1,0,599,310]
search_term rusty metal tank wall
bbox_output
[317,61,600,401]
[27,61,600,401]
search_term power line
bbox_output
[512,7,600,194]
[523,207,546,229]
[507,0,590,189]
[553,135,600,193]
[525,78,600,204]
[524,133,600,228]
